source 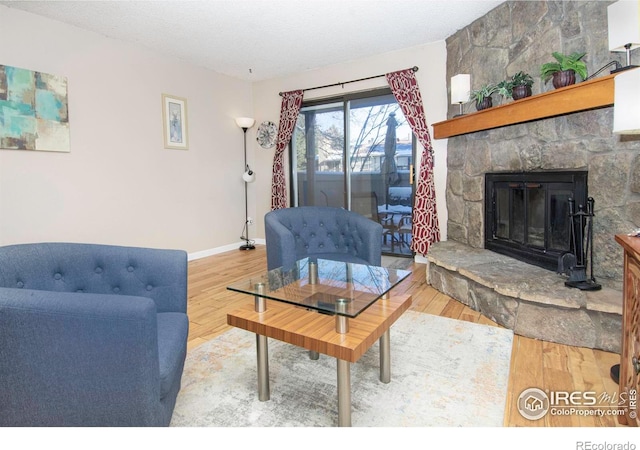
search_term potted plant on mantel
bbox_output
[509,71,534,100]
[496,80,513,103]
[540,51,588,89]
[470,83,498,111]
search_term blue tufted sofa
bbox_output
[264,206,383,271]
[0,242,188,426]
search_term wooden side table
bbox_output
[615,234,640,427]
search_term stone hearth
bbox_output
[426,240,622,352]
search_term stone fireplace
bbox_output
[443,114,640,291]
[424,1,640,352]
[442,0,640,291]
[427,117,630,350]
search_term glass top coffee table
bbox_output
[227,257,412,426]
[227,257,410,317]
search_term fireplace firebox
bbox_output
[484,171,587,271]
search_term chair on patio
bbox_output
[351,192,399,252]
[397,213,413,251]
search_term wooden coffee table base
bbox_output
[227,293,412,427]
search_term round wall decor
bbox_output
[256,121,278,149]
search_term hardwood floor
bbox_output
[187,245,624,427]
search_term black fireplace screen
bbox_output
[485,171,587,271]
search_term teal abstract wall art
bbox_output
[0,64,70,152]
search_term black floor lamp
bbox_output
[235,117,256,250]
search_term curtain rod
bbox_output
[278,66,419,96]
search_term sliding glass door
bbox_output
[292,101,345,208]
[290,89,415,257]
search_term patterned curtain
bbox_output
[271,90,304,210]
[385,68,440,255]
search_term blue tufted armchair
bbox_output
[0,242,188,426]
[264,206,383,271]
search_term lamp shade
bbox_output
[235,117,255,129]
[608,0,640,52]
[451,74,471,104]
[613,69,640,134]
[242,169,255,183]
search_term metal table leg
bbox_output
[337,358,351,427]
[256,334,270,401]
[335,298,350,333]
[379,291,391,383]
[254,283,270,401]
[308,263,320,361]
[335,297,351,426]
[379,330,390,383]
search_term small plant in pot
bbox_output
[496,80,513,103]
[470,83,498,111]
[540,52,588,89]
[509,71,534,100]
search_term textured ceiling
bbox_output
[0,0,504,81]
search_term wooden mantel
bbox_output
[432,72,621,139]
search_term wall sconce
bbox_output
[613,68,640,134]
[235,116,256,250]
[451,74,470,116]
[608,0,640,72]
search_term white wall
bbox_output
[0,6,253,255]
[0,6,450,260]
[250,42,449,260]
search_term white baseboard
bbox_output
[189,239,423,264]
[414,254,427,264]
[188,239,266,261]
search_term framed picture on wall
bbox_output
[0,64,71,152]
[161,94,189,150]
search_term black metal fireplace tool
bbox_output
[558,197,601,291]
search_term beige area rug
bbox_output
[171,310,514,427]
